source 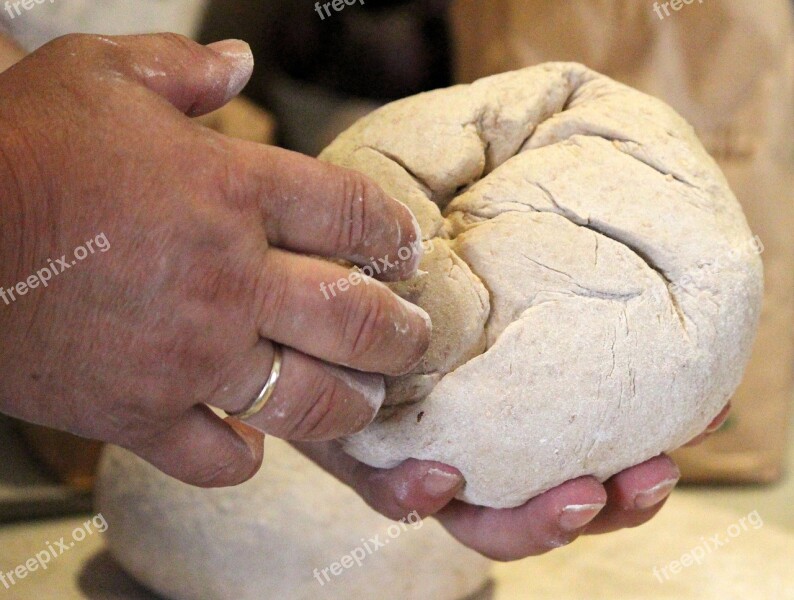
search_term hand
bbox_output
[0,33,430,487]
[296,403,731,560]
[0,32,24,72]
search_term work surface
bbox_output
[1,416,793,600]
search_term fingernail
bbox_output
[706,405,731,433]
[559,503,605,532]
[706,421,725,434]
[395,295,433,332]
[402,208,424,273]
[634,478,678,510]
[207,38,252,57]
[225,418,264,474]
[206,39,254,101]
[394,296,432,372]
[421,468,463,498]
[546,536,575,549]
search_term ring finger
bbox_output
[211,340,386,441]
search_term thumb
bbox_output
[127,405,264,488]
[108,34,254,117]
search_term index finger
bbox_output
[232,142,424,281]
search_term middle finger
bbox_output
[253,248,431,376]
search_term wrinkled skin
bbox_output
[0,32,430,484]
[0,33,726,561]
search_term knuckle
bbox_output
[45,33,203,79]
[341,289,391,364]
[255,258,291,334]
[145,311,228,400]
[94,399,166,448]
[292,380,340,440]
[46,33,95,53]
[387,490,417,518]
[368,477,425,521]
[213,148,255,210]
[166,210,260,312]
[46,33,128,68]
[156,32,199,55]
[191,259,232,306]
[333,169,380,253]
[43,33,79,53]
[268,368,339,441]
[157,314,206,367]
[264,361,376,441]
[191,244,257,309]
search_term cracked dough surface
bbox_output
[320,63,763,509]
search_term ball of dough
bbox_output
[320,63,763,509]
[95,440,491,600]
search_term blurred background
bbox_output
[0,1,792,598]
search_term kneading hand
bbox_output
[0,33,430,487]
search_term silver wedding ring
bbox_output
[228,345,283,420]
